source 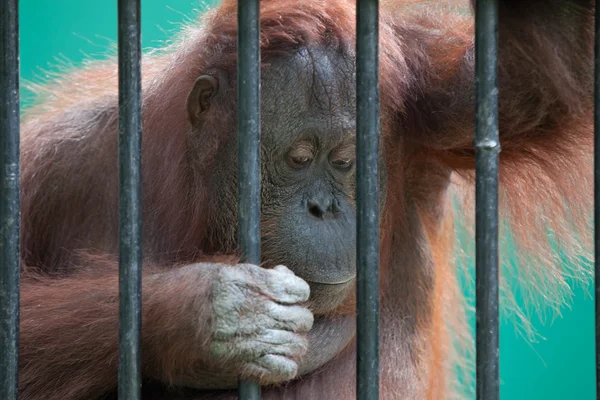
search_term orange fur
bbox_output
[18,0,594,398]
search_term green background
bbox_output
[19,1,594,398]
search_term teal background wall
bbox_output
[19,1,594,398]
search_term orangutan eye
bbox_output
[290,155,312,168]
[330,158,353,170]
[287,146,314,169]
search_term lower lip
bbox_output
[306,277,356,286]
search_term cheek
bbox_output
[259,183,299,219]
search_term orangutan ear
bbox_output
[186,74,219,127]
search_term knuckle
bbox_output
[238,263,266,278]
[209,340,232,359]
[212,321,238,340]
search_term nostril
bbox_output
[308,203,324,219]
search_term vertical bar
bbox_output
[594,0,600,397]
[237,0,261,399]
[118,0,143,398]
[474,0,500,399]
[356,0,380,399]
[0,1,20,399]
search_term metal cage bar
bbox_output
[474,0,500,399]
[237,0,262,398]
[356,0,381,399]
[0,0,21,399]
[595,0,600,397]
[117,0,143,398]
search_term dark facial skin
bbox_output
[259,48,358,309]
[190,46,381,314]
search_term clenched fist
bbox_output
[209,264,314,384]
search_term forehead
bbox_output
[260,47,356,146]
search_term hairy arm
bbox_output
[19,261,316,400]
[391,0,593,155]
[19,263,214,400]
[384,0,594,316]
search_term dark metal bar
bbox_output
[474,0,500,399]
[237,0,261,398]
[0,1,20,399]
[356,0,380,399]
[594,0,600,397]
[117,0,143,398]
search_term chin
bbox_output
[305,279,355,315]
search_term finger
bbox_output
[266,303,314,333]
[265,266,310,304]
[220,264,310,304]
[273,265,292,273]
[240,355,298,384]
[255,354,298,382]
[211,329,308,359]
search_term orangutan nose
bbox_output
[307,195,341,219]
